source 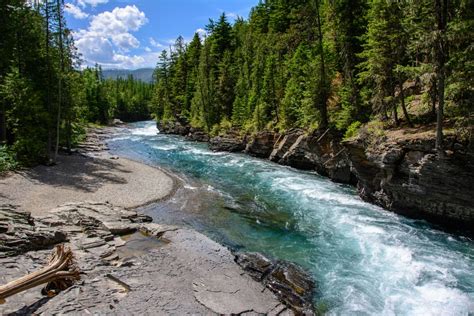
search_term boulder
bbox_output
[267,263,315,315]
[209,131,246,152]
[0,205,67,257]
[270,129,304,162]
[111,119,125,126]
[235,252,274,281]
[157,121,190,136]
[245,131,280,158]
[235,252,315,315]
[186,128,210,142]
[276,129,354,184]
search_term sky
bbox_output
[64,0,257,70]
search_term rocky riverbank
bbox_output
[158,122,355,185]
[344,126,474,234]
[1,202,315,315]
[158,120,474,235]
[0,125,317,315]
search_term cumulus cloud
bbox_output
[65,3,89,19]
[75,36,114,63]
[77,0,108,8]
[111,33,140,51]
[73,5,149,68]
[89,5,147,35]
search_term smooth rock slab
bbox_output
[1,202,293,315]
[193,272,284,315]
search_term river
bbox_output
[108,121,474,315]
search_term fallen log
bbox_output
[0,244,80,304]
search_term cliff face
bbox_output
[344,134,474,233]
[157,120,473,234]
[228,129,354,184]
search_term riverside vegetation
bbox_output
[151,0,474,233]
[1,1,473,314]
[0,0,153,170]
[0,1,472,229]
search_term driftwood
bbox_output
[0,244,80,304]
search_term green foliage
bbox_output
[0,1,151,166]
[151,0,472,141]
[343,121,362,140]
[0,145,18,172]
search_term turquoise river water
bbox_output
[108,121,474,315]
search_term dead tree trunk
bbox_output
[0,245,80,304]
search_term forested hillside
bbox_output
[102,68,154,83]
[0,1,152,170]
[152,0,473,149]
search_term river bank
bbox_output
[108,121,474,315]
[0,152,176,216]
[157,120,474,236]
[0,126,315,315]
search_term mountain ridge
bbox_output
[102,68,154,83]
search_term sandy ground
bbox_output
[0,153,176,216]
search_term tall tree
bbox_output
[434,0,448,153]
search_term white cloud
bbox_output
[73,5,149,68]
[226,12,239,20]
[97,51,161,69]
[111,33,140,51]
[65,3,89,19]
[195,28,207,38]
[144,47,152,52]
[75,36,114,63]
[77,0,108,8]
[89,5,147,36]
[149,37,165,49]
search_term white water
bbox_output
[110,121,474,315]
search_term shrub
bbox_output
[0,145,18,172]
[343,121,362,140]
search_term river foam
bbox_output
[108,121,474,315]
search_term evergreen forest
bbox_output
[1,0,473,170]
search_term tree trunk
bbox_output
[430,78,437,120]
[0,245,79,303]
[45,0,53,163]
[393,105,399,127]
[54,0,64,162]
[0,107,6,144]
[434,0,447,154]
[399,82,413,127]
[315,0,328,129]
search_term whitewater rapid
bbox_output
[108,121,474,315]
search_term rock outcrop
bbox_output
[344,134,474,233]
[235,252,315,315]
[157,121,190,136]
[0,205,67,257]
[176,122,354,184]
[245,131,280,158]
[185,127,210,142]
[1,203,301,315]
[274,129,354,184]
[209,130,246,152]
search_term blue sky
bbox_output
[64,0,257,69]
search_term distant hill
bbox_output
[102,68,154,83]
